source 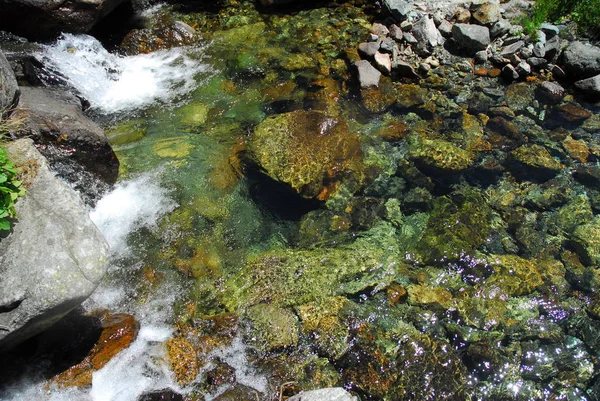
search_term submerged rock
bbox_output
[248,110,366,199]
[0,139,109,351]
[245,303,299,353]
[166,337,199,385]
[121,20,197,55]
[287,388,358,401]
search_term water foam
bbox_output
[90,169,177,256]
[41,34,206,114]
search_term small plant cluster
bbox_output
[0,145,25,231]
[523,0,600,37]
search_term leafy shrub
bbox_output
[522,0,600,37]
[0,146,25,231]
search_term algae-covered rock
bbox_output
[245,303,299,353]
[166,337,199,385]
[249,110,366,199]
[572,215,600,266]
[416,189,491,263]
[223,236,401,310]
[509,144,564,181]
[296,297,350,360]
[408,135,475,171]
[484,254,545,296]
[341,324,470,401]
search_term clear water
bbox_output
[4,2,600,401]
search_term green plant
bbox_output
[521,0,600,38]
[0,145,25,231]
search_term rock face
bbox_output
[561,41,600,79]
[0,139,109,351]
[11,87,119,189]
[287,388,359,401]
[452,24,490,54]
[0,51,19,117]
[0,0,127,39]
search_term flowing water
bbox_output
[3,1,600,400]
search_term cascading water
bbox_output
[40,34,205,114]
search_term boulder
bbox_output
[574,74,600,99]
[120,20,196,56]
[248,110,366,199]
[287,388,359,401]
[354,60,382,88]
[382,0,413,22]
[0,51,19,117]
[412,16,441,56]
[561,41,600,79]
[452,24,490,54]
[490,19,511,38]
[357,42,379,59]
[472,2,501,25]
[0,0,127,39]
[10,87,119,190]
[0,139,109,351]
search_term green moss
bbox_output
[416,188,491,263]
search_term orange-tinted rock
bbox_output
[121,19,196,55]
[52,311,139,387]
[488,68,502,77]
[378,120,409,142]
[474,67,488,76]
[552,103,592,122]
[386,283,407,305]
[166,337,199,385]
[562,135,589,163]
[249,110,366,199]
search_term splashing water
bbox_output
[90,169,177,256]
[40,34,207,114]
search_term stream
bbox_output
[3,1,600,400]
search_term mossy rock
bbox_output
[509,144,564,182]
[249,110,366,199]
[222,239,402,310]
[407,135,475,171]
[415,189,491,263]
[572,215,600,266]
[244,303,299,353]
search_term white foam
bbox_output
[41,33,206,114]
[90,169,177,256]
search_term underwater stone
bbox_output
[415,189,491,263]
[166,337,199,386]
[249,110,366,199]
[287,388,358,401]
[505,82,535,113]
[484,254,545,296]
[572,215,600,266]
[562,135,589,163]
[245,303,299,353]
[408,136,475,171]
[509,144,564,181]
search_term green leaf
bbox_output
[0,219,10,231]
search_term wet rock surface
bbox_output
[0,139,109,351]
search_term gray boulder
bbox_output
[358,42,379,59]
[287,388,359,401]
[412,16,441,56]
[452,24,490,54]
[562,41,600,79]
[0,139,109,351]
[575,74,600,99]
[0,51,19,118]
[490,19,511,38]
[354,60,382,88]
[382,0,413,22]
[11,87,119,189]
[0,0,126,39]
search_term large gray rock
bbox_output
[0,0,127,39]
[382,0,413,22]
[575,74,600,99]
[562,41,600,79]
[0,138,109,351]
[0,51,19,118]
[412,16,441,56]
[452,24,490,54]
[11,87,119,189]
[287,388,359,401]
[354,60,382,88]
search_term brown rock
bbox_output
[552,103,592,123]
[51,311,139,387]
[166,337,199,385]
[563,135,589,163]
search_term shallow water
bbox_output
[4,1,600,400]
